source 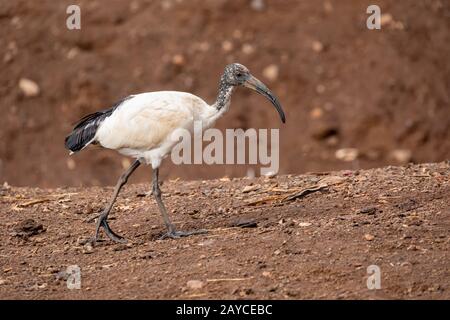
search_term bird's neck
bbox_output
[213,75,235,112]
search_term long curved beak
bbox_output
[243,75,286,123]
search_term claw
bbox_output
[90,216,127,244]
[101,220,127,243]
[159,229,208,240]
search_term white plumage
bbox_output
[65,63,285,243]
[94,91,228,168]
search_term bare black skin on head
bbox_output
[215,63,286,123]
[222,63,251,86]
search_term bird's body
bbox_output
[94,91,228,168]
[65,63,285,243]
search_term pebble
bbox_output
[19,78,40,97]
[309,107,323,119]
[82,243,94,254]
[171,54,185,66]
[390,149,412,164]
[364,234,375,241]
[242,185,260,193]
[358,207,377,215]
[186,280,204,290]
[298,222,312,227]
[335,148,359,162]
[221,40,233,52]
[242,43,255,55]
[250,0,265,11]
[323,1,333,13]
[66,158,76,170]
[262,271,272,278]
[311,40,324,53]
[262,64,279,82]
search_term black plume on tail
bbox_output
[64,96,133,153]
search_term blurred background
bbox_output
[0,0,449,187]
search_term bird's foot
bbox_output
[159,229,208,240]
[90,218,127,244]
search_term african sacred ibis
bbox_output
[65,63,285,243]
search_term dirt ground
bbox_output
[0,162,448,299]
[1,0,449,187]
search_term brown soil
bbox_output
[0,0,449,187]
[0,162,449,299]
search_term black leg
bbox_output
[92,159,141,243]
[152,168,207,239]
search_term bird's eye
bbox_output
[236,73,243,78]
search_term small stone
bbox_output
[299,222,312,227]
[171,54,185,66]
[82,243,94,254]
[364,234,375,241]
[309,107,323,119]
[186,280,204,290]
[335,148,359,162]
[66,158,76,170]
[358,207,377,215]
[262,271,271,277]
[243,185,260,193]
[323,1,333,13]
[221,40,233,52]
[38,283,48,289]
[262,64,279,82]
[274,249,281,255]
[311,40,324,53]
[390,149,412,164]
[19,78,40,97]
[250,0,265,11]
[230,218,257,228]
[380,13,393,26]
[121,158,131,170]
[242,43,255,55]
[67,47,79,60]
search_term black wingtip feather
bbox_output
[64,95,133,153]
[64,125,97,152]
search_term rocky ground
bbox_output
[0,162,449,299]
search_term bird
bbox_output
[65,63,285,244]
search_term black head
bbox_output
[222,63,286,123]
